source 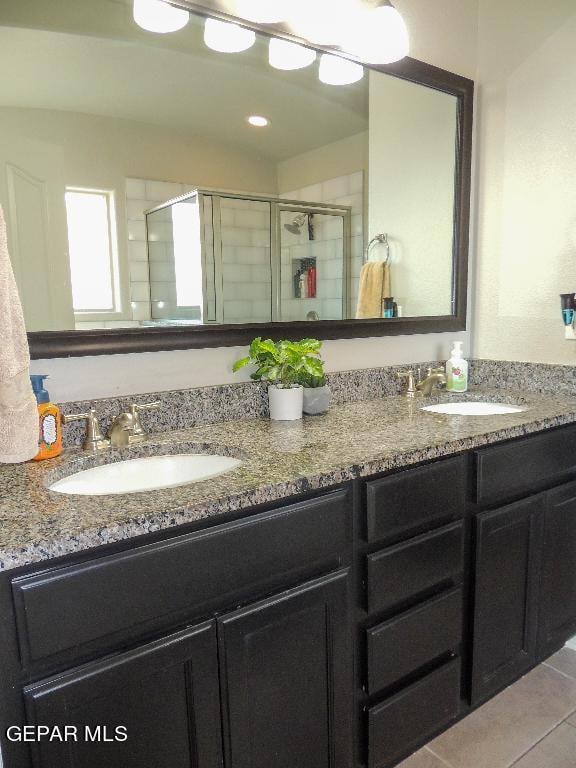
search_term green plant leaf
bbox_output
[234,336,325,387]
[232,356,252,372]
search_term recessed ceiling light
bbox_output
[204,18,256,53]
[318,54,364,86]
[247,115,270,127]
[133,0,189,34]
[269,38,316,71]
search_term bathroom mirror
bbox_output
[0,0,472,357]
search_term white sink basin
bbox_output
[49,454,242,496]
[421,402,526,416]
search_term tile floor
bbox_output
[399,648,576,768]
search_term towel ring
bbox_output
[364,233,390,265]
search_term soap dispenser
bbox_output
[446,341,468,393]
[30,375,63,461]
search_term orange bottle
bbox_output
[30,375,63,461]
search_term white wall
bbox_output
[473,0,576,363]
[27,1,480,399]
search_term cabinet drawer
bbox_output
[366,521,464,615]
[367,587,462,695]
[368,658,461,768]
[365,456,466,545]
[12,488,351,666]
[475,424,576,506]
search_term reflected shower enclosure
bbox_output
[145,190,352,325]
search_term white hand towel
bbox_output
[0,204,39,463]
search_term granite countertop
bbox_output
[2,387,576,573]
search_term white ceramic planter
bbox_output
[303,385,331,415]
[268,385,303,421]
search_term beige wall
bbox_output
[277,133,368,196]
[368,73,457,318]
[473,0,576,363]
[27,0,480,400]
[0,107,277,201]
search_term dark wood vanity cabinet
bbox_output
[22,570,352,768]
[23,622,223,768]
[218,570,352,768]
[3,488,354,768]
[538,481,576,659]
[470,429,576,706]
[5,425,576,768]
[471,497,544,704]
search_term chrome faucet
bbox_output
[397,367,447,398]
[63,409,110,452]
[109,401,161,447]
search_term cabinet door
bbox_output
[24,622,222,768]
[218,570,352,768]
[471,497,544,704]
[539,482,576,658]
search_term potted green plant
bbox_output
[300,369,331,415]
[233,337,324,421]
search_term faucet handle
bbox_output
[62,409,110,452]
[397,370,418,397]
[129,401,161,437]
[130,401,161,415]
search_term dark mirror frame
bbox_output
[27,0,473,359]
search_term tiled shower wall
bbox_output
[281,171,364,321]
[219,197,271,324]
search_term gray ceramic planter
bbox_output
[303,385,331,416]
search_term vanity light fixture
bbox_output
[269,39,316,71]
[319,53,364,86]
[234,0,288,24]
[204,18,256,53]
[247,115,270,127]
[285,0,356,46]
[133,0,189,33]
[342,0,409,64]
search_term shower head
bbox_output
[284,213,308,235]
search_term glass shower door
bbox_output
[217,196,272,324]
[277,207,348,322]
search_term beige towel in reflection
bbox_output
[356,262,391,319]
[0,204,39,463]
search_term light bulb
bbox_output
[286,0,356,45]
[204,18,256,53]
[343,4,409,64]
[133,0,189,33]
[269,38,316,71]
[235,0,287,24]
[319,54,364,86]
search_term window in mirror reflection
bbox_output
[172,201,203,315]
[64,189,120,315]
